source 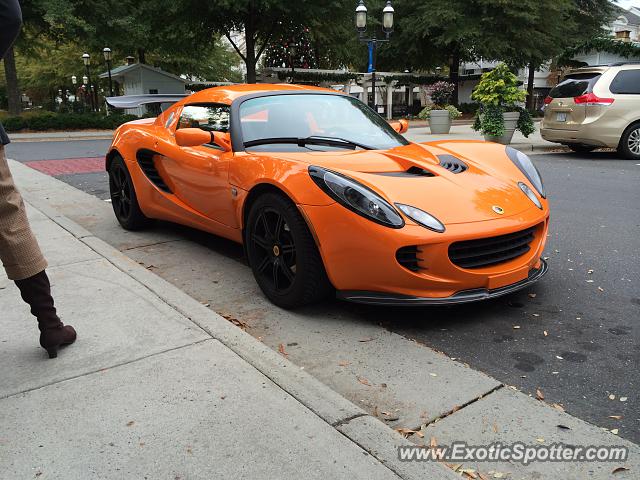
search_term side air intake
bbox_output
[136,149,172,193]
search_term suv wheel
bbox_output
[618,123,640,160]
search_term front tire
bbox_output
[245,193,332,308]
[108,156,151,230]
[618,123,640,160]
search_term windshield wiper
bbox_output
[244,135,374,150]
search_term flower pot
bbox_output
[484,111,520,144]
[428,110,452,134]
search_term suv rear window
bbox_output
[610,70,640,94]
[549,73,601,98]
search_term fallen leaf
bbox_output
[609,415,623,420]
[357,376,371,386]
[611,429,619,435]
[528,293,537,298]
[462,469,478,479]
[359,337,375,342]
[588,269,594,274]
[598,286,604,292]
[620,397,628,402]
[536,388,545,400]
[612,467,630,474]
[415,431,424,438]
[395,427,419,437]
[493,473,505,479]
[557,424,571,430]
[430,436,438,448]
[543,330,548,336]
[493,421,498,433]
[609,394,616,400]
[532,313,540,317]
[126,421,135,427]
[478,473,490,480]
[536,437,545,443]
[278,344,288,357]
[552,403,565,412]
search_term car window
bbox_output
[178,104,230,132]
[610,70,640,94]
[549,73,601,98]
[239,94,409,152]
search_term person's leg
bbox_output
[0,145,76,358]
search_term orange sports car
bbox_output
[106,84,549,308]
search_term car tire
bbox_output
[566,144,596,154]
[245,192,332,308]
[108,155,152,230]
[618,123,640,160]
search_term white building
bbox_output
[99,61,188,115]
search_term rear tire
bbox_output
[108,156,152,230]
[566,144,596,154]
[245,192,332,308]
[618,123,640,160]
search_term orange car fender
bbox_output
[230,152,334,229]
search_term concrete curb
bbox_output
[22,190,459,480]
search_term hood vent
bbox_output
[374,166,435,177]
[438,155,468,174]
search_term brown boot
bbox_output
[14,270,76,358]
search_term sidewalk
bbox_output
[0,198,457,479]
[404,122,560,153]
[8,130,115,142]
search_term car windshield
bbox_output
[239,94,409,152]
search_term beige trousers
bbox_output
[0,145,47,280]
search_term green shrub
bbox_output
[418,104,462,120]
[1,112,141,132]
[471,63,534,138]
[458,102,480,114]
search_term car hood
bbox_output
[257,142,534,225]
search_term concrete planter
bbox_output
[428,110,452,134]
[484,111,521,144]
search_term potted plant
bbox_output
[418,81,461,134]
[471,63,535,144]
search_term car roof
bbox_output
[567,63,640,76]
[179,83,341,106]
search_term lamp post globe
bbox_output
[103,47,114,97]
[355,0,367,32]
[382,1,394,34]
[71,75,77,85]
[102,47,112,61]
[82,53,90,66]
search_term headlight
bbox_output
[309,166,404,228]
[506,146,545,198]
[395,203,445,233]
[518,182,542,209]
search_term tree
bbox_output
[390,0,485,104]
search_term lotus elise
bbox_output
[105,84,549,308]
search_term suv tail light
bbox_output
[573,93,614,106]
[544,96,553,105]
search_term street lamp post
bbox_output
[288,43,297,81]
[82,75,89,110]
[103,47,114,97]
[82,53,97,112]
[355,0,394,111]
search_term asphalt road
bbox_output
[6,139,640,442]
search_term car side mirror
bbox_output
[211,131,232,152]
[175,128,212,147]
[389,119,409,134]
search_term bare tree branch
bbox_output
[225,32,247,62]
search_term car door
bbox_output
[158,103,238,228]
